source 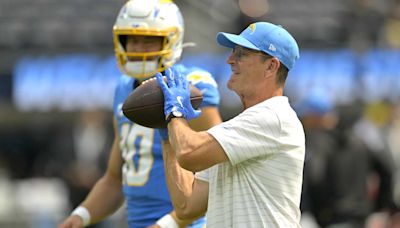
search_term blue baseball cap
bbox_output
[216,22,300,70]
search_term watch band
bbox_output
[166,110,183,123]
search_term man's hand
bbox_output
[156,68,201,121]
[58,215,84,228]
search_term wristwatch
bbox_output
[166,110,184,123]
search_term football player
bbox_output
[58,0,221,227]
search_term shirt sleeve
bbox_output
[207,106,282,165]
[195,169,209,182]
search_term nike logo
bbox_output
[177,96,183,107]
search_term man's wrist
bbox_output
[166,110,184,123]
[156,213,179,228]
[71,206,91,227]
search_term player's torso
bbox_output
[114,75,172,226]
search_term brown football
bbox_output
[122,78,203,128]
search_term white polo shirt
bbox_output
[195,96,305,228]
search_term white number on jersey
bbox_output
[120,123,154,186]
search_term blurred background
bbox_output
[1,0,400,227]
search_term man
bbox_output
[58,0,221,227]
[156,22,304,227]
[299,97,394,228]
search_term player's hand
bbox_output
[156,67,201,121]
[58,215,84,228]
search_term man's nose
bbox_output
[226,52,236,65]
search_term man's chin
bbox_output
[227,80,234,91]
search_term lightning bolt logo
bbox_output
[249,23,256,34]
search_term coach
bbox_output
[157,21,305,228]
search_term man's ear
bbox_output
[265,58,280,74]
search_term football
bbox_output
[122,78,203,128]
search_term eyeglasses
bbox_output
[231,46,271,61]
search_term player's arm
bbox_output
[161,106,221,221]
[169,118,228,172]
[161,140,210,221]
[58,118,124,228]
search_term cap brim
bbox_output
[216,32,260,51]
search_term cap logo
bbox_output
[249,23,256,34]
[268,44,276,52]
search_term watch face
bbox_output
[172,110,183,118]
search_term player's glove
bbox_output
[156,67,201,121]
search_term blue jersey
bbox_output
[113,64,220,228]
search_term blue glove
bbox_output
[156,67,201,121]
[157,128,169,140]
